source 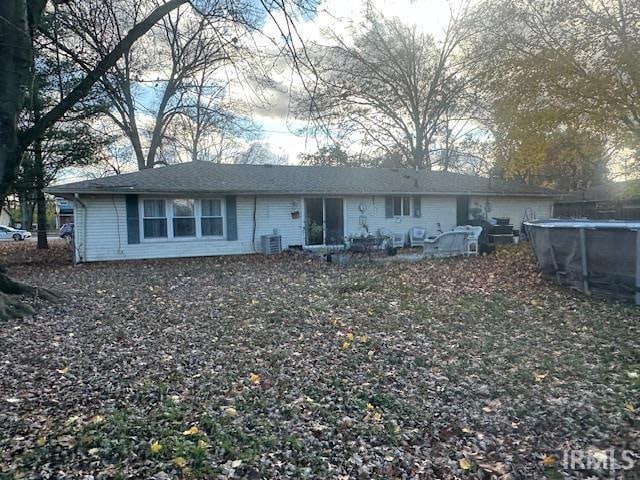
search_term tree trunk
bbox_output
[36,189,48,249]
[413,143,426,170]
[0,0,188,320]
[146,81,177,168]
[19,192,32,230]
[0,267,58,320]
[0,0,32,199]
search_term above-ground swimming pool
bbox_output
[524,219,640,305]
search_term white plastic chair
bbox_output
[408,227,427,247]
[378,228,405,248]
[455,225,483,256]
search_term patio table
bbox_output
[346,235,388,260]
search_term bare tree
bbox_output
[0,0,317,318]
[235,142,289,165]
[0,0,191,318]
[301,5,476,169]
[49,1,249,170]
[0,0,190,205]
[167,71,261,162]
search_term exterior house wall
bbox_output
[74,193,554,262]
[469,196,554,230]
[74,195,304,263]
[343,195,456,238]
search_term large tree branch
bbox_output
[18,0,188,152]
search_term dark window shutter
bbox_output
[385,196,393,218]
[226,195,238,240]
[413,196,421,217]
[125,195,140,244]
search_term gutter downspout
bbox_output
[74,193,86,264]
[252,194,257,253]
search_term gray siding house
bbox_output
[47,162,556,263]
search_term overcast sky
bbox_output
[249,0,455,164]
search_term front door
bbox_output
[304,197,344,246]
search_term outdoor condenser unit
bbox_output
[260,234,282,255]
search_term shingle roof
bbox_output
[47,161,557,197]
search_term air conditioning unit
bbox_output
[260,234,282,255]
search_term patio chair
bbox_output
[378,228,405,248]
[454,225,483,256]
[423,230,469,258]
[408,226,427,247]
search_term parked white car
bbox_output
[0,225,32,241]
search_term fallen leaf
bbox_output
[150,441,162,454]
[182,426,199,436]
[65,415,80,426]
[459,458,472,470]
[534,372,547,383]
[173,456,187,468]
[542,455,555,466]
[57,435,76,449]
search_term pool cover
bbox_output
[524,219,640,305]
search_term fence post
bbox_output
[636,230,640,306]
[579,228,590,295]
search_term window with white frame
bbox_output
[172,199,196,237]
[143,199,167,238]
[201,199,223,237]
[393,196,411,216]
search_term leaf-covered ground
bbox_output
[1,242,638,479]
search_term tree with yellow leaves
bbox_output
[471,0,640,186]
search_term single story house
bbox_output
[554,180,640,220]
[46,161,557,263]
